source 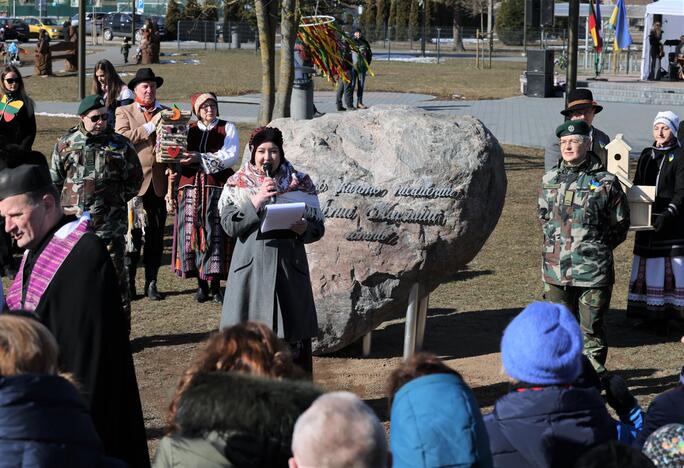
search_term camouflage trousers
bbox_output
[543,282,613,374]
[103,236,131,331]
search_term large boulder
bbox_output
[267,106,507,354]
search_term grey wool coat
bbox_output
[219,199,324,341]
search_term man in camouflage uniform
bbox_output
[50,95,143,329]
[539,120,630,374]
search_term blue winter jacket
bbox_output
[0,374,126,467]
[484,385,615,468]
[390,373,493,468]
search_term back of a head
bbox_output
[387,354,492,468]
[501,301,583,385]
[573,441,655,468]
[291,391,387,468]
[167,321,302,432]
[643,423,684,467]
[386,352,462,407]
[0,314,58,376]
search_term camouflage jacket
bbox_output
[538,152,630,287]
[50,124,143,240]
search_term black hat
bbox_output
[127,67,164,91]
[0,164,53,199]
[561,88,603,116]
[249,127,285,164]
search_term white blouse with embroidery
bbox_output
[195,119,240,174]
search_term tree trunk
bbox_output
[452,5,465,51]
[255,0,277,125]
[273,0,298,119]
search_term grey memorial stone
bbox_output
[267,105,507,353]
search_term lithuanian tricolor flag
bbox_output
[588,0,603,53]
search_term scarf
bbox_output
[218,160,323,222]
[650,139,679,153]
[135,96,157,121]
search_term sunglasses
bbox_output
[87,114,107,123]
[4,78,18,84]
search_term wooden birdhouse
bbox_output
[605,134,655,231]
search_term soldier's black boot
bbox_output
[195,279,209,303]
[210,279,223,304]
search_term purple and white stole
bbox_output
[6,216,91,312]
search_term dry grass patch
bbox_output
[24,50,524,102]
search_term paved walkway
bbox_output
[31,44,664,154]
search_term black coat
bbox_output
[11,219,150,468]
[0,374,126,467]
[0,94,36,150]
[483,385,615,468]
[636,367,684,447]
[633,144,684,257]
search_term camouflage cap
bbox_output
[556,120,590,138]
[78,95,106,116]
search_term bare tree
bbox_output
[254,0,278,125]
[273,0,299,119]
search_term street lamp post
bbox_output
[566,0,579,96]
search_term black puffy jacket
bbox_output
[484,385,615,468]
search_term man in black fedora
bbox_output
[115,68,168,301]
[544,88,611,171]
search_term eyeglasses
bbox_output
[87,114,107,123]
[4,78,18,84]
[199,102,217,110]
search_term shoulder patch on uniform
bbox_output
[589,179,601,191]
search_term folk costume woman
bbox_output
[218,127,324,374]
[628,111,684,325]
[171,92,238,303]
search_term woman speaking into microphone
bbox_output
[218,126,324,373]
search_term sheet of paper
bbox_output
[261,202,306,233]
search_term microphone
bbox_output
[263,162,276,204]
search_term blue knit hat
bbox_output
[501,302,583,385]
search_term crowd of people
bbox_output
[0,49,680,466]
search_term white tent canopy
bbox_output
[641,0,684,80]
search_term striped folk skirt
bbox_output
[627,255,684,319]
[171,184,233,281]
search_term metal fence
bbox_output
[356,24,645,75]
[176,19,256,50]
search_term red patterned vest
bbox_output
[180,119,234,188]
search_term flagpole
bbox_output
[567,0,580,95]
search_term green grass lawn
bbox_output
[24,50,524,102]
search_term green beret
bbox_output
[78,95,106,116]
[556,120,590,138]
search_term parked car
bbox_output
[0,18,29,42]
[102,12,165,42]
[70,12,107,35]
[24,16,63,39]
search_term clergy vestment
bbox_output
[6,214,150,468]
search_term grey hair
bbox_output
[291,391,388,468]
